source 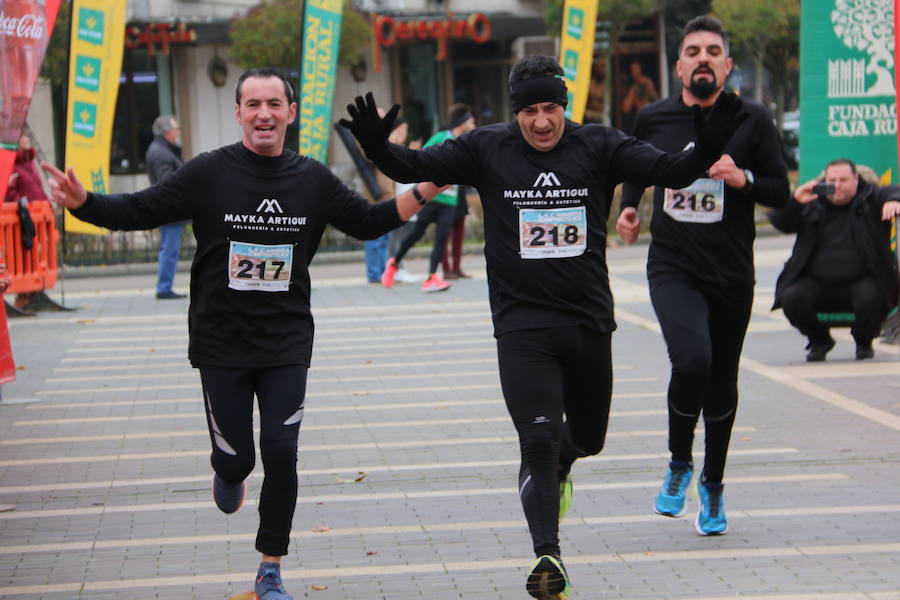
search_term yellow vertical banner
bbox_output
[299,0,343,163]
[64,0,125,234]
[559,0,598,124]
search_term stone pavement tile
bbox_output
[2,243,899,599]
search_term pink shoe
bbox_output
[381,257,398,288]
[422,274,451,293]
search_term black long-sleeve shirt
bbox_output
[363,120,727,336]
[621,95,790,285]
[73,142,401,367]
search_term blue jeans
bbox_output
[156,224,183,294]
[363,232,390,283]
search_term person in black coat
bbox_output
[770,158,900,361]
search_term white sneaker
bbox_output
[394,268,420,283]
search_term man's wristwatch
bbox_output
[742,169,755,193]
[411,185,428,206]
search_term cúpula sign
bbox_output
[372,12,491,72]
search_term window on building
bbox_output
[451,40,511,127]
[109,47,172,175]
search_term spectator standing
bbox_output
[381,104,477,292]
[146,114,187,300]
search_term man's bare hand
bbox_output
[40,162,88,210]
[707,153,745,189]
[882,200,900,221]
[616,207,641,245]
[793,178,819,204]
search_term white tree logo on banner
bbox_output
[830,0,895,97]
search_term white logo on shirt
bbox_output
[256,198,284,213]
[533,172,561,187]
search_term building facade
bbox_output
[32,0,554,194]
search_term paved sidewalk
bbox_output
[0,235,898,599]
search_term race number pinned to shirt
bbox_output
[663,178,725,223]
[519,207,587,259]
[228,241,293,292]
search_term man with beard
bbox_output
[617,16,790,536]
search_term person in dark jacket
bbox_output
[770,158,900,361]
[146,114,187,299]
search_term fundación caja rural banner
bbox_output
[0,0,62,205]
[299,0,343,164]
[64,0,124,235]
[800,0,897,184]
[559,0,598,124]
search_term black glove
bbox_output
[691,91,747,158]
[337,92,401,158]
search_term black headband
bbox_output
[449,111,474,129]
[510,75,568,114]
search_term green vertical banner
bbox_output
[299,0,343,163]
[800,0,897,184]
[559,0,598,123]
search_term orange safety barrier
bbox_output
[0,200,59,295]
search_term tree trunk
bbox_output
[754,53,765,104]
[603,50,613,126]
[773,80,785,132]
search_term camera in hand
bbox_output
[812,182,835,197]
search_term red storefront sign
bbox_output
[125,22,196,56]
[372,12,491,72]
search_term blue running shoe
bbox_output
[558,475,573,521]
[255,562,293,600]
[212,474,245,514]
[526,555,571,600]
[695,480,728,535]
[654,461,692,517]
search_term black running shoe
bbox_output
[526,555,571,599]
[212,474,245,514]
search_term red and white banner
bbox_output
[0,0,61,384]
[0,0,62,203]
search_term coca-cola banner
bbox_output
[0,0,59,149]
[0,0,60,230]
[63,0,123,235]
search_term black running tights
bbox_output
[199,365,307,556]
[497,327,612,557]
[649,275,753,484]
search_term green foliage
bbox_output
[40,1,70,85]
[713,0,800,118]
[713,0,798,60]
[338,3,371,68]
[229,0,372,70]
[229,0,304,69]
[542,0,564,36]
[542,0,659,37]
